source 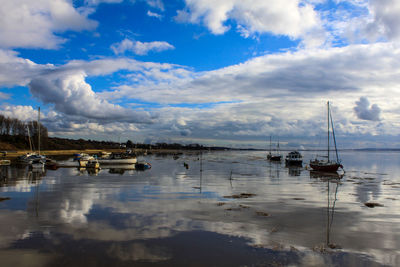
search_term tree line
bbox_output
[0,114,48,150]
[0,114,228,151]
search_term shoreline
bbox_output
[0,148,207,159]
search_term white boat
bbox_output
[0,159,11,166]
[18,153,46,165]
[78,155,96,167]
[86,159,100,169]
[285,151,303,166]
[98,151,111,158]
[30,158,45,169]
[97,153,137,165]
[21,107,46,167]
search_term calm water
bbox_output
[0,151,399,266]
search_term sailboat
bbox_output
[267,136,282,161]
[31,107,46,168]
[309,102,343,172]
[18,108,46,168]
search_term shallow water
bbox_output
[0,150,399,266]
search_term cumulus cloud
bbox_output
[1,42,399,147]
[366,0,400,42]
[354,97,381,121]
[175,0,320,39]
[0,49,52,87]
[321,0,400,45]
[89,42,400,147]
[110,43,400,105]
[0,105,40,121]
[173,0,400,46]
[0,0,98,49]
[111,39,175,55]
[28,71,152,123]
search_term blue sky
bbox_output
[0,0,400,148]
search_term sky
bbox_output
[0,0,400,149]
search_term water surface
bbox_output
[0,150,399,266]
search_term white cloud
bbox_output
[28,71,153,123]
[0,105,39,121]
[366,0,400,42]
[0,0,98,49]
[145,0,164,11]
[1,41,400,147]
[97,42,400,147]
[319,0,400,45]
[0,49,50,87]
[175,0,320,39]
[111,39,175,55]
[85,0,124,5]
[354,97,381,121]
[147,10,163,19]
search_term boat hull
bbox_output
[285,159,302,166]
[269,156,281,161]
[268,154,282,161]
[86,160,100,169]
[97,158,137,165]
[309,162,342,172]
[0,159,10,166]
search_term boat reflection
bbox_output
[87,167,100,176]
[287,166,302,176]
[310,170,342,249]
[103,164,136,175]
[309,170,344,180]
[0,165,46,188]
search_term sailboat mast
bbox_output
[27,125,33,152]
[327,101,330,162]
[269,136,272,154]
[330,109,340,163]
[38,107,40,155]
[277,139,280,155]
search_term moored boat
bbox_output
[78,155,96,167]
[0,159,11,166]
[309,101,343,173]
[135,161,151,170]
[30,155,46,169]
[86,159,100,169]
[267,136,282,162]
[285,151,303,166]
[309,161,342,172]
[97,152,137,165]
[20,107,46,168]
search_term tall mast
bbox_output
[269,136,272,154]
[38,107,40,155]
[327,101,330,162]
[27,126,33,152]
[330,109,339,163]
[277,138,280,155]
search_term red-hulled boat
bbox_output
[309,101,343,173]
[309,160,343,172]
